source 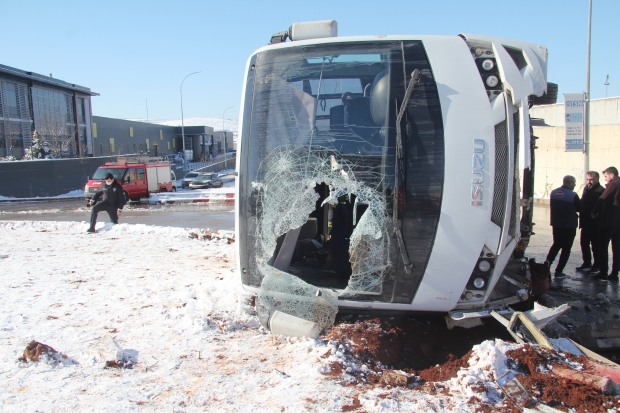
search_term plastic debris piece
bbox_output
[497,371,534,410]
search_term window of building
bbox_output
[5,83,19,118]
[31,87,76,153]
[77,97,86,124]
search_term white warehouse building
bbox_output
[530,96,620,198]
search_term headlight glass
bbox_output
[486,75,499,88]
[473,277,486,289]
[478,260,491,272]
[481,59,494,71]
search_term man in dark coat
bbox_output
[545,175,581,278]
[576,171,604,270]
[590,166,620,281]
[87,172,126,233]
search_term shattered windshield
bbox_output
[239,41,444,306]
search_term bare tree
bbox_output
[36,112,77,158]
[2,122,24,159]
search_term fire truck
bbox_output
[235,20,551,320]
[84,156,175,202]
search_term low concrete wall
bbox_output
[0,157,116,198]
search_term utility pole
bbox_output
[180,71,201,170]
[605,75,610,98]
[222,105,235,170]
[584,0,592,183]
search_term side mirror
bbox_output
[86,176,90,180]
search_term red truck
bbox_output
[84,156,175,202]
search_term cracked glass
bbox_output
[239,40,444,316]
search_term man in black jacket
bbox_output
[576,171,604,271]
[545,175,581,278]
[87,173,126,233]
[591,166,620,281]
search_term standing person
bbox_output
[576,171,604,270]
[590,167,620,281]
[545,175,581,278]
[87,173,126,233]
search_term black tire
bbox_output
[124,191,130,203]
[160,188,167,193]
[531,82,558,106]
[172,186,177,192]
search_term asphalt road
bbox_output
[527,202,620,300]
[1,198,617,298]
[0,197,235,231]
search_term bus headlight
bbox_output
[473,277,486,289]
[481,59,494,71]
[485,75,499,88]
[478,260,491,272]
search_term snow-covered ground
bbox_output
[0,220,599,412]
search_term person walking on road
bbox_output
[576,171,604,271]
[545,175,581,278]
[590,167,620,281]
[87,173,126,233]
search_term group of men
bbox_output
[546,167,620,281]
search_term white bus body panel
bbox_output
[404,37,498,311]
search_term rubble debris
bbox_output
[18,340,72,365]
[382,369,409,387]
[325,316,510,374]
[323,315,620,411]
[105,359,135,369]
[257,269,338,330]
[86,334,136,368]
[551,365,620,394]
[187,229,234,242]
[506,344,620,411]
[536,293,556,308]
[496,371,534,409]
[268,310,320,339]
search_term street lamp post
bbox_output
[222,105,235,170]
[584,0,592,183]
[180,71,201,170]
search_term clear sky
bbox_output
[2,0,618,121]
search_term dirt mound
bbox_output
[18,340,70,365]
[326,315,509,374]
[325,315,620,412]
[506,344,620,413]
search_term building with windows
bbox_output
[1,63,234,162]
[0,63,98,158]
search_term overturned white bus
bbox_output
[235,20,550,326]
